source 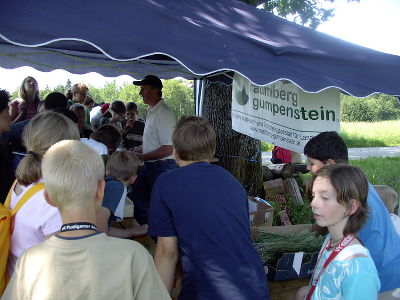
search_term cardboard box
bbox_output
[253,224,319,281]
[266,252,318,281]
[248,197,274,226]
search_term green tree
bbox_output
[163,79,195,120]
[38,80,71,100]
[341,94,400,122]
[244,0,359,29]
[88,85,102,103]
[118,84,146,117]
[39,85,53,100]
[65,79,72,90]
[11,89,19,100]
[53,84,67,94]
[87,81,121,104]
[100,81,120,102]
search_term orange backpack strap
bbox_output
[11,183,45,216]
[0,182,44,296]
[5,182,45,216]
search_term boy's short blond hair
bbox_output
[106,150,139,182]
[72,83,88,94]
[42,140,105,210]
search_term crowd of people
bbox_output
[0,75,399,299]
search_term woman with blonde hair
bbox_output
[6,112,80,276]
[9,76,41,123]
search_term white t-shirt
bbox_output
[91,109,103,130]
[80,138,108,155]
[143,99,176,161]
[90,106,101,121]
[7,179,62,276]
[390,213,400,236]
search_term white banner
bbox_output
[231,74,340,153]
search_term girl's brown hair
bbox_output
[307,164,369,235]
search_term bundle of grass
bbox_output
[253,229,325,265]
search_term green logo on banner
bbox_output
[235,86,249,105]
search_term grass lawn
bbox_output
[294,157,400,224]
[341,120,400,147]
[299,157,399,195]
[261,120,400,150]
[350,156,400,197]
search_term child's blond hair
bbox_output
[16,112,80,186]
[71,83,88,95]
[42,140,105,210]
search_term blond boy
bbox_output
[2,140,170,300]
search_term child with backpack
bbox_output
[0,89,13,204]
[0,89,14,295]
[2,140,170,300]
[1,112,80,290]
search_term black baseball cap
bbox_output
[133,75,163,89]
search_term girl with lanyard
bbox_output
[295,164,380,300]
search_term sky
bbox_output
[1,0,399,93]
[317,0,399,56]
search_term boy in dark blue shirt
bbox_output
[149,116,269,300]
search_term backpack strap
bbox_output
[4,181,17,209]
[4,182,45,216]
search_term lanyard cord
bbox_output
[306,234,355,300]
[60,222,98,232]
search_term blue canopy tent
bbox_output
[1,0,400,97]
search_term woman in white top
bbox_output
[7,112,80,275]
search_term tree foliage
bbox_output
[162,79,195,121]
[118,84,146,116]
[243,0,358,29]
[88,81,120,104]
[340,94,400,122]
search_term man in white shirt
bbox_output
[130,75,177,225]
